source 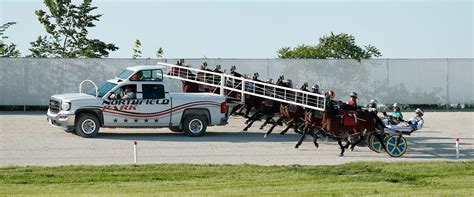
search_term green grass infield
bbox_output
[1,161,473,196]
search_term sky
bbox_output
[1,0,473,58]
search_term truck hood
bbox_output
[51,93,98,102]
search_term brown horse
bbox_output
[320,101,386,156]
[242,77,287,132]
[232,74,264,118]
[264,83,309,137]
[295,110,324,148]
[208,65,224,94]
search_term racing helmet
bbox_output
[253,72,259,80]
[350,92,358,98]
[392,103,401,110]
[230,65,236,72]
[415,108,424,115]
[201,62,208,69]
[311,84,320,93]
[286,79,293,87]
[327,90,335,98]
[369,99,378,108]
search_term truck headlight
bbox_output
[61,102,71,111]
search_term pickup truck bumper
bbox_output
[46,109,75,131]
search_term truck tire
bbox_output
[169,126,182,132]
[182,115,207,137]
[75,113,100,138]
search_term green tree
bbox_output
[156,47,164,58]
[277,32,381,60]
[0,22,21,57]
[29,0,118,58]
[132,39,142,59]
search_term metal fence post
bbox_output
[220,73,225,96]
[241,78,246,103]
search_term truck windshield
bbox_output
[87,82,117,97]
[117,69,134,79]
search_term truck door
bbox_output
[102,84,140,127]
[140,83,171,126]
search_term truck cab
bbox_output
[47,65,228,137]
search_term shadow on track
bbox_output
[94,131,302,143]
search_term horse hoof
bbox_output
[259,127,264,130]
[243,128,248,132]
[314,143,319,148]
[350,148,355,151]
[295,144,300,149]
[279,132,285,135]
[264,134,268,138]
[339,154,344,157]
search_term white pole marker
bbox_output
[134,141,138,163]
[455,138,459,159]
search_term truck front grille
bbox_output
[49,99,60,113]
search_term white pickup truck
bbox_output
[47,65,228,137]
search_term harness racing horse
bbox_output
[295,109,323,148]
[227,69,247,116]
[295,90,324,148]
[234,73,264,119]
[167,63,201,93]
[196,63,214,92]
[321,101,386,156]
[208,65,224,94]
[264,83,309,137]
[242,76,287,132]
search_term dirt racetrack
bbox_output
[0,111,472,166]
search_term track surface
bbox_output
[0,112,473,166]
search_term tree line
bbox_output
[1,0,381,59]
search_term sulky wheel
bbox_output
[385,135,408,157]
[368,132,390,153]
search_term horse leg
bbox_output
[264,117,283,138]
[236,104,245,115]
[338,138,346,156]
[229,104,241,116]
[293,120,303,135]
[243,113,262,131]
[350,134,364,151]
[344,138,351,149]
[280,121,293,135]
[244,105,253,119]
[259,116,271,130]
[313,129,320,148]
[295,127,310,149]
[245,111,258,124]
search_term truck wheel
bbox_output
[182,115,207,137]
[75,114,100,138]
[169,126,182,132]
